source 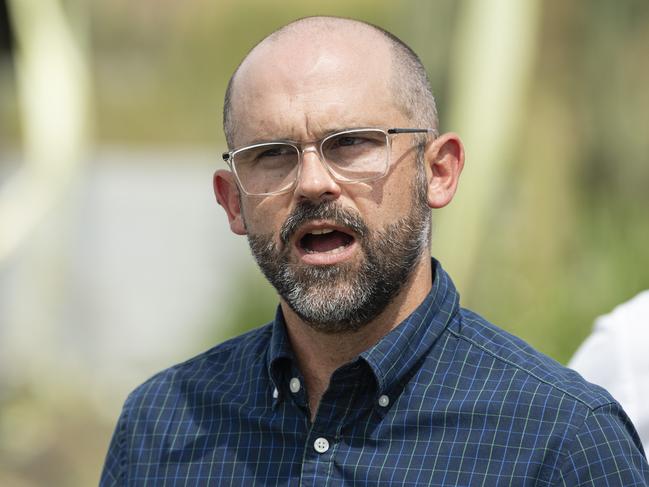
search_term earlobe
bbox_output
[425,133,465,209]
[213,170,247,235]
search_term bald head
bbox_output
[223,17,438,148]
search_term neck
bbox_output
[280,256,432,421]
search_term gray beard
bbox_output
[247,166,431,334]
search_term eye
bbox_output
[257,145,294,159]
[325,130,387,151]
[331,135,368,148]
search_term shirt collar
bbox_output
[266,259,460,398]
[267,306,294,382]
[360,259,460,396]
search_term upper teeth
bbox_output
[309,229,334,235]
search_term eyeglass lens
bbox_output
[232,129,389,195]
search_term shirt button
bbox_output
[272,387,279,399]
[313,437,330,453]
[378,395,390,407]
[289,377,301,393]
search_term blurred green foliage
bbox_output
[88,0,414,144]
[464,0,649,362]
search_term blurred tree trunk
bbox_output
[1,0,90,261]
[434,0,541,297]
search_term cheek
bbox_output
[386,185,412,214]
[358,179,413,224]
[386,165,424,215]
[241,198,289,237]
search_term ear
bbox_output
[424,132,465,209]
[213,170,247,235]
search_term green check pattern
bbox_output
[101,261,649,486]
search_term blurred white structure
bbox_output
[0,150,254,417]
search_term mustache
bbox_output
[279,201,369,245]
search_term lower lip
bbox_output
[296,239,359,265]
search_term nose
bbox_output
[293,148,342,202]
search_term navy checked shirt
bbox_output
[101,261,649,486]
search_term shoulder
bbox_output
[552,403,649,484]
[443,308,648,480]
[568,290,649,450]
[100,324,274,484]
[451,308,616,411]
[124,322,273,415]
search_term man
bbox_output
[101,17,649,485]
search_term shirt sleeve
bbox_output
[99,405,129,487]
[553,403,649,486]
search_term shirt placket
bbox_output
[297,363,375,487]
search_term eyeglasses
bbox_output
[222,127,434,196]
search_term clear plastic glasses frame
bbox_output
[222,127,434,196]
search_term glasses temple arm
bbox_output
[387,128,434,135]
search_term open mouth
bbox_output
[299,228,355,255]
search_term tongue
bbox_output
[301,231,352,253]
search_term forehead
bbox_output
[230,27,405,145]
